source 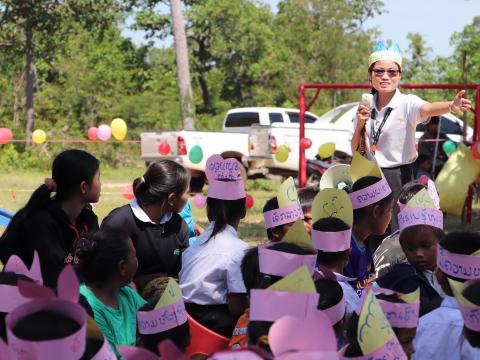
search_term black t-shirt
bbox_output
[101,205,189,277]
[15,201,98,288]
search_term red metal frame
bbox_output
[299,83,480,221]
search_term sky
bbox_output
[121,0,479,58]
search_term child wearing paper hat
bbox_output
[413,231,480,360]
[77,229,147,356]
[297,186,317,234]
[314,277,347,338]
[180,155,248,338]
[137,278,190,355]
[344,153,394,296]
[341,289,407,359]
[458,280,480,356]
[263,177,305,242]
[378,185,445,315]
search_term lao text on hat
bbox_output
[5,266,87,360]
[137,278,187,335]
[263,177,304,229]
[355,287,420,329]
[369,41,402,68]
[311,188,353,253]
[205,154,245,200]
[348,153,392,210]
[258,219,316,277]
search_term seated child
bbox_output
[298,186,317,234]
[460,280,480,357]
[377,186,445,315]
[262,177,304,243]
[413,231,480,360]
[311,187,359,314]
[180,155,248,338]
[137,278,190,355]
[77,229,147,355]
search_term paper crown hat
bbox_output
[369,41,402,68]
[449,279,480,332]
[349,152,392,210]
[268,312,339,360]
[263,177,304,229]
[398,188,443,232]
[137,278,187,335]
[87,316,116,360]
[355,287,420,329]
[209,348,273,360]
[340,289,407,360]
[250,266,320,322]
[437,246,480,281]
[311,188,353,252]
[258,219,316,277]
[205,154,246,200]
[1,251,43,313]
[120,339,192,360]
[320,164,353,192]
[313,270,347,326]
[6,265,87,360]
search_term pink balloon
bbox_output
[123,185,134,201]
[193,193,206,208]
[300,138,312,150]
[0,128,13,145]
[97,124,111,141]
[87,127,98,141]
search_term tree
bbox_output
[0,0,120,145]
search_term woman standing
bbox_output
[101,160,190,293]
[350,42,471,231]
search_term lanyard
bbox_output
[370,107,393,154]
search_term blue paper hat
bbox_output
[369,41,402,67]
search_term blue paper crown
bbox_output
[373,41,401,53]
[369,41,402,67]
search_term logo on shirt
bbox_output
[397,116,405,123]
[173,249,180,256]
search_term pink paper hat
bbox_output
[355,287,420,328]
[158,339,192,360]
[437,245,480,280]
[90,338,115,360]
[209,348,272,360]
[349,177,392,210]
[4,251,43,285]
[268,312,339,360]
[257,245,316,277]
[6,265,87,360]
[0,338,17,360]
[263,203,304,229]
[137,296,187,335]
[313,269,346,325]
[311,229,351,252]
[1,251,44,314]
[249,289,319,322]
[398,188,443,231]
[338,338,406,360]
[205,155,245,200]
[448,279,480,332]
[118,346,161,360]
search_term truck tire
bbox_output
[190,174,206,193]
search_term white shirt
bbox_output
[179,222,249,305]
[349,89,429,168]
[129,199,172,224]
[460,338,480,359]
[413,296,464,360]
[334,272,360,315]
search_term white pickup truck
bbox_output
[247,102,473,177]
[140,107,322,191]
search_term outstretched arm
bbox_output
[420,90,472,118]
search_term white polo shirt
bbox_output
[350,89,429,168]
[179,222,249,305]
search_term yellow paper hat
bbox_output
[312,188,353,227]
[277,177,300,208]
[398,188,444,232]
[268,265,316,293]
[351,152,383,183]
[156,277,183,309]
[355,290,407,358]
[281,219,314,250]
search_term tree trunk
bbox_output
[25,23,35,145]
[170,0,195,130]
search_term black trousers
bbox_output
[185,302,239,338]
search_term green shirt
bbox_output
[80,284,147,355]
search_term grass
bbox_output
[1,167,479,244]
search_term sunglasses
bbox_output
[372,68,401,77]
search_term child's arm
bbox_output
[420,90,472,118]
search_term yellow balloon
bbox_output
[275,144,289,163]
[32,129,46,144]
[318,142,336,158]
[110,118,127,141]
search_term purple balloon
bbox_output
[193,193,206,208]
[98,124,111,141]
